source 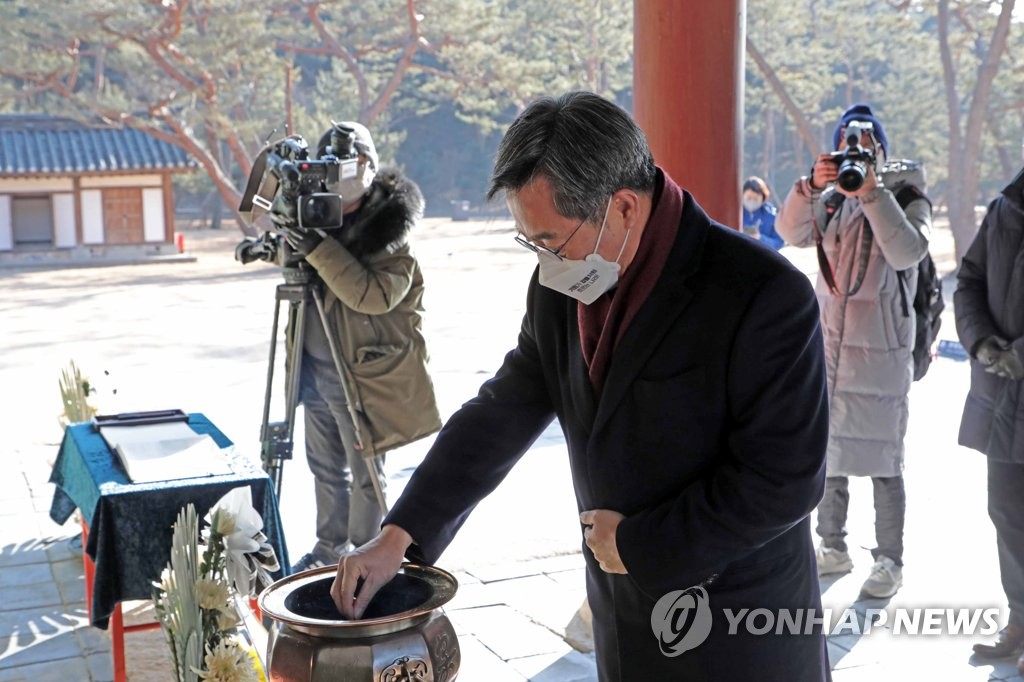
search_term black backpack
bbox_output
[814,184,943,381]
[893,186,943,381]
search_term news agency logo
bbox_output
[651,588,1004,657]
[650,586,714,656]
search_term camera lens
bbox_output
[837,159,867,192]
[298,193,343,229]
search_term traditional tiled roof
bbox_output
[0,114,194,177]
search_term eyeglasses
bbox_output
[514,216,587,260]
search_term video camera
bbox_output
[828,120,877,193]
[236,123,364,267]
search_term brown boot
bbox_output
[973,623,1024,660]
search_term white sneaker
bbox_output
[816,544,853,576]
[861,556,902,598]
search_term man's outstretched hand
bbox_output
[330,525,412,619]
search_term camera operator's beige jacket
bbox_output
[302,236,440,458]
[776,163,930,477]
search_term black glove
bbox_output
[235,237,261,264]
[986,348,1024,380]
[974,336,1007,366]
[283,225,324,256]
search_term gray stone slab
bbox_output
[506,648,598,682]
[44,537,81,564]
[451,570,480,586]
[0,580,62,611]
[0,521,43,546]
[0,630,84,669]
[0,544,50,570]
[0,474,30,504]
[0,603,89,641]
[56,577,85,605]
[447,604,568,661]
[74,624,112,657]
[828,639,854,669]
[456,636,527,681]
[466,560,546,585]
[543,567,586,589]
[87,650,115,682]
[465,554,586,585]
[481,574,586,642]
[447,580,504,611]
[49,557,83,584]
[0,656,93,682]
[0,563,52,589]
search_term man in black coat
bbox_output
[956,167,1024,674]
[330,91,831,680]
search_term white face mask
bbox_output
[328,157,376,203]
[742,198,763,213]
[536,198,629,305]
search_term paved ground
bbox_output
[0,217,1022,681]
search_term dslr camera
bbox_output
[828,120,877,192]
[236,123,364,266]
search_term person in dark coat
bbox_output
[330,91,831,681]
[955,166,1024,675]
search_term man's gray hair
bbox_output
[488,91,657,222]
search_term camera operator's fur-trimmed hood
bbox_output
[335,166,424,260]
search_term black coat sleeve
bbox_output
[955,200,1000,356]
[383,294,556,564]
[615,267,829,597]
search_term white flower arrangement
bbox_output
[154,487,280,682]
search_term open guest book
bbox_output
[98,418,232,484]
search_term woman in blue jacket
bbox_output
[742,176,784,250]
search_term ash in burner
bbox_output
[284,574,433,620]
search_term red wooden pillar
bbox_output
[633,0,745,230]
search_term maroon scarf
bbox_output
[578,169,684,392]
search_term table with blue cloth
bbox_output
[48,413,290,630]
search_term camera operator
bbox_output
[238,121,440,574]
[776,103,930,599]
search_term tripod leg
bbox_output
[260,293,285,489]
[366,455,389,515]
[259,282,309,497]
[310,286,390,516]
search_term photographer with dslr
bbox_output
[238,121,440,574]
[777,103,930,599]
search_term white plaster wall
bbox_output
[0,178,74,193]
[0,196,11,250]
[142,188,165,242]
[80,174,162,189]
[52,193,76,248]
[81,190,104,244]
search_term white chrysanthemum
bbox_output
[195,578,231,610]
[192,640,258,682]
[155,566,173,593]
[216,609,240,632]
[212,509,237,536]
[206,487,274,597]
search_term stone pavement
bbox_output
[1,219,1023,680]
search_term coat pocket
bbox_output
[350,341,441,455]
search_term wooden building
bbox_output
[0,115,193,263]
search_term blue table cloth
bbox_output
[49,414,289,629]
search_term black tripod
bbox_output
[259,264,388,516]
